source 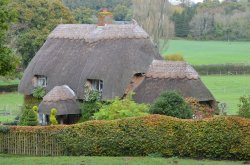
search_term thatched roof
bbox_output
[19,24,161,100]
[133,60,216,105]
[39,85,80,115]
[146,60,199,79]
[48,24,149,43]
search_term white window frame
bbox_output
[91,79,103,92]
[34,75,47,87]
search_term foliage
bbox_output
[238,95,250,119]
[0,47,20,76]
[185,97,214,119]
[194,64,250,75]
[93,93,149,120]
[83,88,101,102]
[32,86,46,99]
[149,91,192,119]
[164,53,185,61]
[62,0,132,10]
[32,106,38,113]
[113,4,131,21]
[0,0,20,76]
[50,108,58,125]
[9,0,75,67]
[0,125,10,133]
[56,115,250,160]
[20,106,38,126]
[171,6,196,38]
[73,7,95,24]
[80,102,102,122]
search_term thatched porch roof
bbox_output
[19,24,161,100]
[39,85,80,115]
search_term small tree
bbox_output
[94,93,149,120]
[238,95,250,118]
[26,109,38,126]
[19,105,38,126]
[50,108,58,125]
[149,91,193,119]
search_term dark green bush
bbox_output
[0,125,10,133]
[56,115,250,160]
[149,91,193,119]
[238,95,250,118]
[79,102,102,122]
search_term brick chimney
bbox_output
[97,8,113,26]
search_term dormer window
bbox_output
[32,75,47,87]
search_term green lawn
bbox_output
[0,79,20,86]
[162,40,250,65]
[201,75,250,115]
[0,155,244,165]
[0,93,23,122]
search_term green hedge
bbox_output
[56,115,250,160]
[193,64,250,75]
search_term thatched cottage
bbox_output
[19,23,216,118]
[19,24,161,101]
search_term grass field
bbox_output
[162,40,250,65]
[0,93,23,123]
[201,75,250,115]
[0,155,245,165]
[0,79,20,86]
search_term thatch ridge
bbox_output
[48,24,149,43]
[146,60,199,79]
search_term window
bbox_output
[88,79,103,93]
[33,75,47,87]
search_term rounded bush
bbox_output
[149,91,193,119]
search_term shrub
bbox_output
[20,105,39,126]
[0,125,10,133]
[80,89,102,122]
[79,102,102,122]
[32,86,46,99]
[238,95,250,118]
[25,109,38,126]
[185,97,214,119]
[50,108,58,125]
[93,93,149,120]
[149,91,193,119]
[164,53,185,61]
[56,115,250,160]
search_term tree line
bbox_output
[172,0,250,41]
[1,0,250,76]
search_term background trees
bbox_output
[9,0,75,67]
[0,0,20,76]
